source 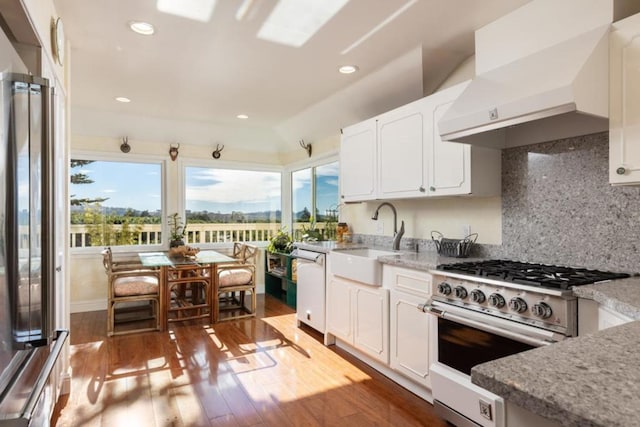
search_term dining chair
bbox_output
[165,262,213,327]
[102,247,161,336]
[214,243,258,321]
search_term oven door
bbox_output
[425,300,566,427]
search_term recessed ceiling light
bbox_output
[237,114,249,119]
[339,65,359,74]
[129,21,155,35]
[115,97,131,103]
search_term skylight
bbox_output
[156,0,217,23]
[257,0,350,47]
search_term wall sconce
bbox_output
[169,143,180,161]
[120,136,131,153]
[212,143,224,159]
[299,139,312,157]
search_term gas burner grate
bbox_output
[436,259,630,289]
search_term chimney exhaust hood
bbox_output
[438,25,610,149]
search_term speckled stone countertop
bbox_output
[472,277,640,427]
[572,277,640,319]
[293,241,479,269]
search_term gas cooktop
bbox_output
[436,259,630,290]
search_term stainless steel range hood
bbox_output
[438,25,610,148]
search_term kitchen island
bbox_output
[471,277,640,427]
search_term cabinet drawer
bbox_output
[383,266,432,297]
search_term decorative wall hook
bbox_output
[120,136,131,153]
[299,139,312,157]
[212,143,225,159]
[169,143,180,161]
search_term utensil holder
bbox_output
[431,231,478,258]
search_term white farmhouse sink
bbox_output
[330,248,398,286]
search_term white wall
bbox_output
[341,197,501,245]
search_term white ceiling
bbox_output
[53,0,531,153]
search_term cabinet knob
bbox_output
[429,186,436,192]
[616,167,626,175]
[419,186,426,192]
[341,195,345,199]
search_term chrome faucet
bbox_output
[371,202,405,251]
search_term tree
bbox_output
[83,203,142,246]
[70,159,109,206]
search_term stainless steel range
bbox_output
[425,260,629,427]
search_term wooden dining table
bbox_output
[138,250,239,330]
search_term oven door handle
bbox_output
[421,300,559,347]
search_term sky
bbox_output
[70,160,161,211]
[70,160,339,215]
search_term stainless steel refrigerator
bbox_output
[0,34,68,426]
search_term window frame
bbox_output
[179,157,285,249]
[69,150,167,255]
[285,151,339,235]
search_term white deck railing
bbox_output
[69,222,334,247]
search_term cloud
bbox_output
[186,169,281,204]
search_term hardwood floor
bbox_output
[53,295,448,426]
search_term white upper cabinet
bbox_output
[610,12,640,185]
[378,99,427,198]
[340,118,377,201]
[340,80,501,201]
[427,83,502,197]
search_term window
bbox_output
[69,159,163,248]
[184,167,281,243]
[291,161,339,240]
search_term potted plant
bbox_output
[301,216,323,242]
[168,213,187,248]
[267,228,293,254]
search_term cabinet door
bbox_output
[326,276,353,341]
[353,285,389,364]
[598,305,632,330]
[340,119,377,201]
[390,290,432,388]
[610,13,640,185]
[378,101,426,198]
[427,82,472,196]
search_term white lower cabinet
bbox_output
[390,290,432,388]
[327,275,389,364]
[385,265,434,389]
[578,298,633,336]
[327,275,353,341]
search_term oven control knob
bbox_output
[488,293,506,308]
[454,286,468,299]
[509,297,528,313]
[532,302,553,319]
[470,289,486,303]
[437,282,452,296]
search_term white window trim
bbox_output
[285,150,339,233]
[69,150,167,254]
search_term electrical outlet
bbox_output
[463,224,471,237]
[376,221,384,234]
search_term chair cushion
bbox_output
[114,275,159,296]
[219,268,252,287]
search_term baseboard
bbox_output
[71,299,106,313]
[333,338,434,403]
[59,371,71,396]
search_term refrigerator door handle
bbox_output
[20,330,69,424]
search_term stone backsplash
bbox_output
[356,131,640,273]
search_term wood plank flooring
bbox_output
[53,295,448,426]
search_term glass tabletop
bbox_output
[138,250,236,267]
